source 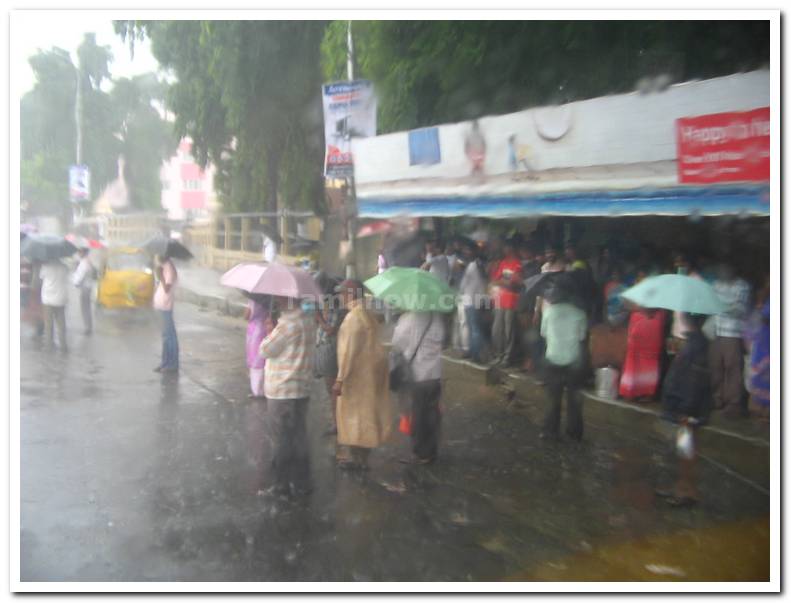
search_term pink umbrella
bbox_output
[220,261,322,300]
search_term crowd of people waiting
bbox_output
[388,234,771,424]
[241,232,769,506]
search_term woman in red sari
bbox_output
[619,307,667,402]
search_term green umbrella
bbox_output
[620,274,726,315]
[364,267,457,313]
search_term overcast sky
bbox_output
[12,12,161,98]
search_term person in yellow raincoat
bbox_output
[332,279,393,470]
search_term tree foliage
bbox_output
[115,20,328,214]
[20,33,173,214]
[111,74,176,210]
[322,21,770,134]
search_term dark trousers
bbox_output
[710,336,745,412]
[492,308,518,364]
[80,287,93,333]
[464,306,484,363]
[43,304,66,349]
[542,363,584,440]
[530,332,546,375]
[159,310,179,370]
[410,380,442,461]
[266,397,311,494]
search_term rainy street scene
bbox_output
[13,12,778,590]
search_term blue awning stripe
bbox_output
[357,185,770,218]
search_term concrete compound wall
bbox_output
[352,70,770,185]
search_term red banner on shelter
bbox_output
[676,107,769,184]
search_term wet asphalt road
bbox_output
[20,301,770,582]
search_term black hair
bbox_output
[682,313,708,329]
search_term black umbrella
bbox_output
[522,271,563,297]
[387,231,431,267]
[141,236,193,260]
[288,235,320,251]
[21,234,78,262]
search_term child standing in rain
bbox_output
[244,294,271,400]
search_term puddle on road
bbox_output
[510,516,769,581]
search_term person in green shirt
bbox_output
[540,277,589,441]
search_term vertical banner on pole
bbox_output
[69,165,90,201]
[322,80,377,178]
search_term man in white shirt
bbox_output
[39,259,70,351]
[72,248,96,335]
[377,248,389,274]
[262,233,278,263]
[421,240,450,284]
[458,243,488,363]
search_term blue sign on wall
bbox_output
[408,128,441,166]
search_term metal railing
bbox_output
[183,213,322,271]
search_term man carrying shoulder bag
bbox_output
[390,311,445,465]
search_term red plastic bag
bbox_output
[399,414,412,435]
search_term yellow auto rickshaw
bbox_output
[96,246,155,309]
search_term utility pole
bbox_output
[347,20,355,81]
[70,57,84,225]
[75,60,82,166]
[344,20,357,279]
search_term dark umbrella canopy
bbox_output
[21,234,78,262]
[141,236,193,260]
[288,235,320,251]
[386,231,431,268]
[522,271,563,297]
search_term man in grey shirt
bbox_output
[391,310,446,464]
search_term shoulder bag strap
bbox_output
[407,313,434,366]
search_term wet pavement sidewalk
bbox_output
[173,262,248,318]
[19,300,770,582]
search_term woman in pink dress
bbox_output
[619,308,667,402]
[244,296,271,399]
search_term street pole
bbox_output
[347,20,354,81]
[345,20,357,279]
[75,61,82,166]
[71,59,84,225]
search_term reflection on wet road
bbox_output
[20,303,770,581]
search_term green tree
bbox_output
[74,33,121,202]
[20,33,174,214]
[20,47,78,213]
[115,20,328,214]
[111,74,176,210]
[321,21,770,134]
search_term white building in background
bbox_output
[160,138,220,222]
